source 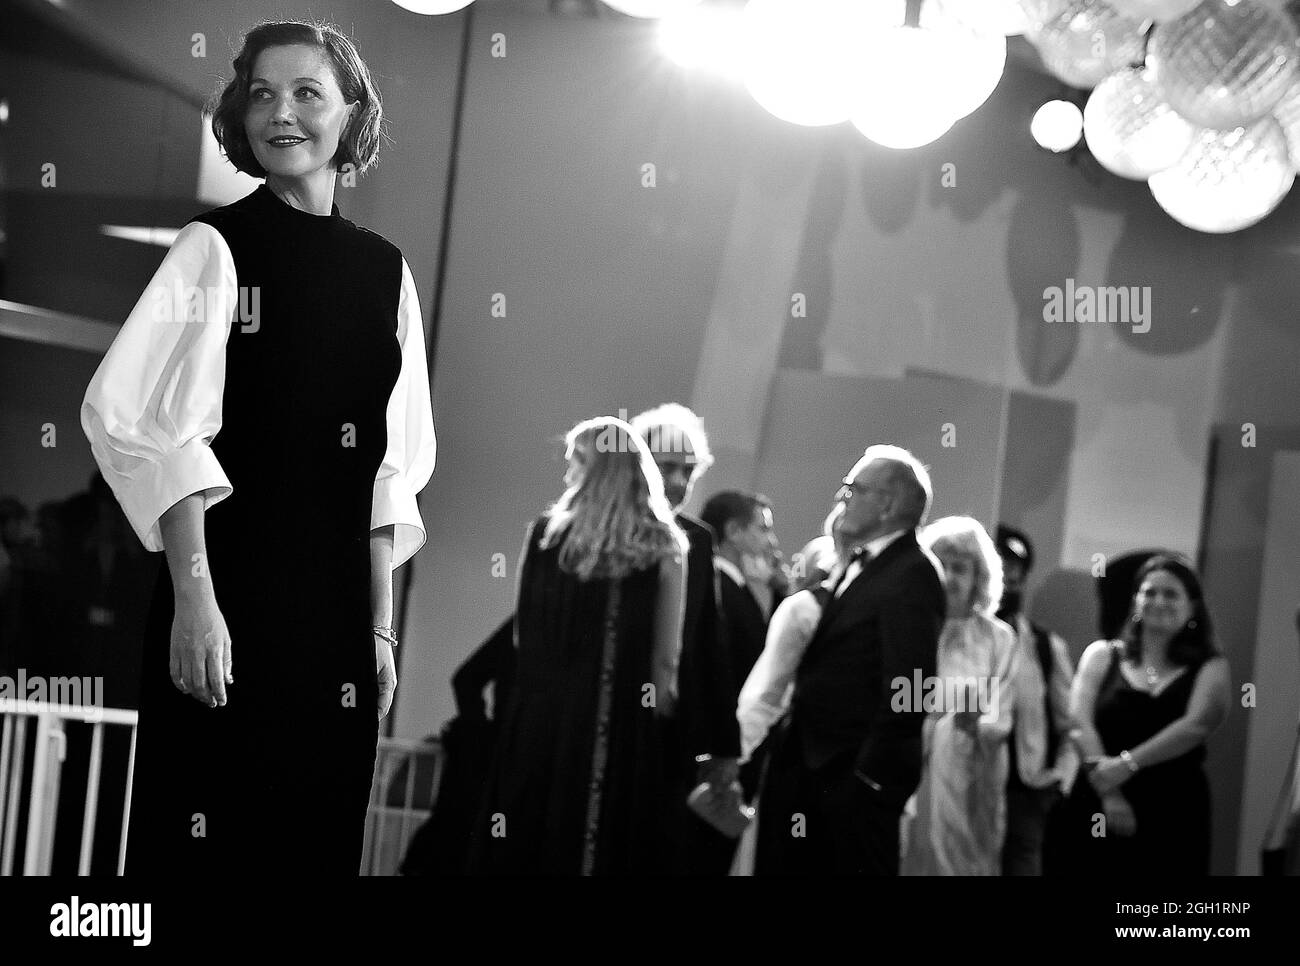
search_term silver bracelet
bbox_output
[372,625,398,648]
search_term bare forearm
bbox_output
[1130,719,1211,770]
[652,560,684,700]
[370,525,395,626]
[1068,723,1108,761]
[159,493,215,605]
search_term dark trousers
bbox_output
[1001,770,1061,876]
[755,720,901,875]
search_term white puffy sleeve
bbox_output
[371,256,437,569]
[80,221,235,553]
[737,589,822,762]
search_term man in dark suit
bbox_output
[631,404,741,874]
[755,445,945,875]
[702,491,778,689]
[702,491,781,804]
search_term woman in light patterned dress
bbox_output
[902,516,1018,876]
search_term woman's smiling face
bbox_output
[1135,568,1194,637]
[245,44,355,180]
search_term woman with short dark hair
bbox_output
[1058,556,1230,875]
[81,21,436,874]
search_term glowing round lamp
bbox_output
[742,0,905,127]
[1032,99,1084,152]
[1148,0,1300,129]
[1083,67,1197,179]
[1030,0,1151,90]
[389,0,476,13]
[1148,118,1294,233]
[601,0,702,17]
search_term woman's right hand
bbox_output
[170,594,233,708]
[1102,792,1137,837]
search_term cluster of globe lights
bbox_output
[394,0,1300,234]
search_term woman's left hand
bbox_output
[376,633,397,720]
[1088,757,1130,797]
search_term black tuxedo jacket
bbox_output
[675,513,740,759]
[789,529,944,805]
[717,570,769,694]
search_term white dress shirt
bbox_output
[80,221,437,568]
[736,587,825,762]
[714,554,746,590]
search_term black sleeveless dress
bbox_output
[1059,643,1212,876]
[127,185,404,875]
[467,516,667,875]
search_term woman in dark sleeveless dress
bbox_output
[1060,556,1230,875]
[81,22,436,874]
[469,417,687,875]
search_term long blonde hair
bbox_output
[541,416,687,581]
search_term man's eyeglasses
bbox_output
[836,477,891,502]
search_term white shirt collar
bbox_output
[856,528,908,561]
[714,554,745,587]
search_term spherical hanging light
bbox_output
[1148,118,1294,233]
[658,5,746,74]
[1018,0,1073,32]
[741,0,905,127]
[389,0,475,13]
[1148,0,1300,129]
[1031,99,1084,151]
[931,0,1042,36]
[1106,0,1200,21]
[919,3,1008,120]
[1084,67,1197,179]
[600,0,703,17]
[1030,0,1150,90]
[851,25,958,148]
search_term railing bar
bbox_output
[1,715,27,875]
[397,748,418,863]
[371,750,392,876]
[0,714,13,844]
[38,720,65,876]
[80,722,105,876]
[0,700,138,727]
[23,714,53,875]
[116,724,138,877]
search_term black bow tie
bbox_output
[831,546,869,596]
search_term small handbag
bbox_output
[687,781,755,839]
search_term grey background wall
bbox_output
[3,0,1299,873]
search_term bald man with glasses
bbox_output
[755,445,945,875]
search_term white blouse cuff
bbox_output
[372,475,426,569]
[124,438,232,552]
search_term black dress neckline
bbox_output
[253,183,342,225]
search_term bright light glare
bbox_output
[389,0,475,14]
[919,3,1007,120]
[658,6,746,74]
[742,0,906,127]
[603,0,703,17]
[1031,99,1084,152]
[852,27,958,149]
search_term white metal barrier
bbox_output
[0,700,138,876]
[361,736,445,876]
[0,701,443,877]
